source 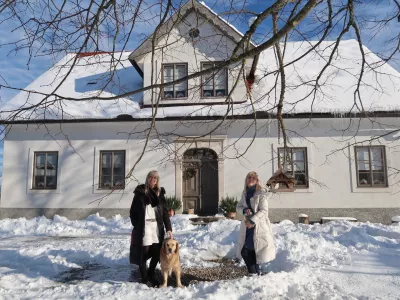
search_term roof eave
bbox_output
[2,110,400,125]
[129,58,143,78]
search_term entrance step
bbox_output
[189,216,225,225]
[321,217,357,224]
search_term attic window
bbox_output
[162,64,188,99]
[189,28,200,38]
[201,62,227,98]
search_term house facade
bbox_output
[1,1,400,223]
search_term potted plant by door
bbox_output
[219,196,238,219]
[165,195,182,217]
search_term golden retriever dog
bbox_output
[159,238,183,288]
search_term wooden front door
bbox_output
[182,162,200,212]
[200,159,219,215]
[182,148,219,215]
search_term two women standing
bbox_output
[236,171,276,275]
[129,169,275,284]
[129,170,172,286]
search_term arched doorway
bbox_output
[182,148,219,215]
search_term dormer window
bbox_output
[201,62,228,98]
[162,63,188,99]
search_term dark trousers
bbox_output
[241,246,260,274]
[139,243,160,281]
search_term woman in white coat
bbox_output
[236,171,276,275]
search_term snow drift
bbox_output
[0,214,399,299]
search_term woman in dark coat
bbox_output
[129,170,172,285]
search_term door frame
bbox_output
[174,136,226,213]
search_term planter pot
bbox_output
[227,212,237,219]
[298,213,309,224]
[187,208,195,214]
[391,216,400,224]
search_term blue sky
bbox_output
[0,0,398,182]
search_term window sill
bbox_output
[352,186,391,193]
[288,187,312,193]
[142,99,246,108]
[93,187,126,194]
[271,187,312,193]
[356,185,388,188]
[199,97,233,103]
[29,188,60,194]
[161,97,188,101]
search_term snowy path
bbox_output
[0,214,399,299]
[321,251,400,299]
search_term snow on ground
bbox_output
[0,214,399,299]
[0,214,132,238]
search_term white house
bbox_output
[1,1,400,223]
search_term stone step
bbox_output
[189,216,225,225]
[321,217,357,224]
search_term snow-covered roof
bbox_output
[0,52,144,121]
[1,40,400,122]
[252,40,400,114]
[198,1,256,45]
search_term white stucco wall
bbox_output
[2,117,400,211]
[1,123,177,209]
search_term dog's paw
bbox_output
[160,284,167,288]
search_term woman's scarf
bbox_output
[246,185,256,211]
[145,186,160,207]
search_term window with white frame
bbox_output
[355,146,388,187]
[33,152,58,189]
[162,63,188,99]
[278,147,309,188]
[201,62,227,98]
[99,151,126,189]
